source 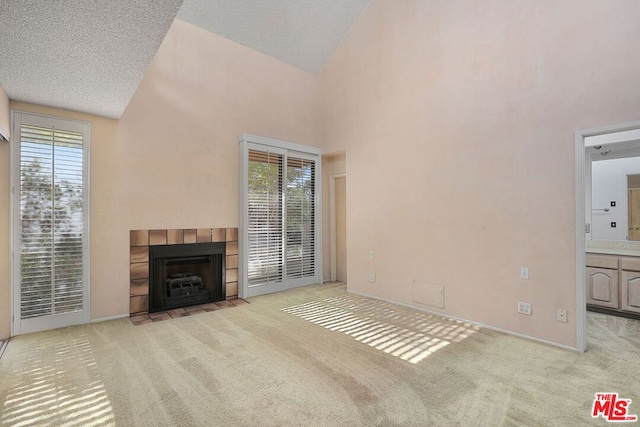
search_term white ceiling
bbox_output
[0,0,371,119]
[177,0,371,75]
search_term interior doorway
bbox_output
[576,120,640,352]
[322,152,346,284]
[330,174,347,283]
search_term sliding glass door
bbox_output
[12,112,90,335]
[240,135,321,298]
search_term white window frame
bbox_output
[11,111,91,336]
[239,134,322,298]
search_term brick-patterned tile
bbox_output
[130,263,149,280]
[225,281,238,297]
[130,230,149,246]
[184,229,197,243]
[215,300,233,308]
[226,269,238,283]
[185,305,206,315]
[225,255,238,269]
[200,303,221,312]
[226,241,238,255]
[167,229,184,245]
[130,279,149,296]
[211,228,226,242]
[149,230,167,246]
[130,246,149,264]
[168,308,189,318]
[130,314,151,322]
[130,295,149,313]
[149,312,171,321]
[197,228,212,243]
[226,228,238,242]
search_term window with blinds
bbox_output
[19,124,85,319]
[242,136,320,297]
[247,149,284,286]
[286,157,316,279]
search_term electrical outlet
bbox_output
[368,273,376,283]
[520,267,529,280]
[517,301,532,315]
[557,309,567,323]
[369,251,374,260]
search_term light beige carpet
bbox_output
[0,282,638,426]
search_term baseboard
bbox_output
[347,289,578,352]
[91,314,130,323]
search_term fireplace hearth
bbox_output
[149,242,225,312]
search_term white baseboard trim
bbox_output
[347,289,578,352]
[91,314,130,323]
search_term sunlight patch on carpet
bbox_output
[1,336,115,427]
[282,294,479,364]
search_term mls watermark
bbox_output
[592,393,638,423]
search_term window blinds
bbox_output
[286,157,316,279]
[246,149,317,287]
[19,124,85,319]
[247,149,284,287]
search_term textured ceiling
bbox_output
[0,0,184,118]
[0,0,370,119]
[177,0,371,74]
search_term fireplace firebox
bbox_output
[149,242,225,312]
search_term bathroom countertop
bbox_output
[587,240,640,257]
[586,248,640,257]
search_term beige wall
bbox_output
[0,101,118,336]
[317,0,640,348]
[1,19,317,332]
[114,19,317,316]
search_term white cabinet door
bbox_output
[621,271,640,314]
[586,267,619,309]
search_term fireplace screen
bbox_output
[149,242,225,312]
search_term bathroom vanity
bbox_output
[586,244,640,317]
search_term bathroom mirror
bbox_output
[589,132,640,241]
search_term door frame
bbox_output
[239,133,322,298]
[575,119,640,353]
[329,173,346,282]
[10,111,91,336]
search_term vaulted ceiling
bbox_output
[0,0,371,119]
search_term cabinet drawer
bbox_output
[620,257,640,272]
[586,255,619,270]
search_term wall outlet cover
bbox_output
[517,301,532,315]
[557,309,568,323]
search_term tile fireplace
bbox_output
[129,228,238,316]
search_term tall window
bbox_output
[240,135,321,298]
[12,112,90,334]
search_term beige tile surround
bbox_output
[129,228,239,316]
